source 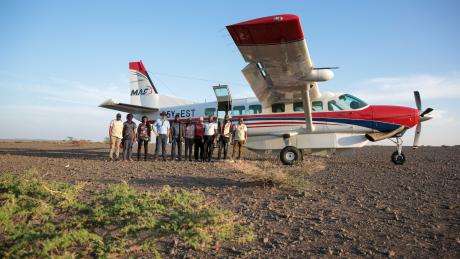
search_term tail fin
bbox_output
[129,61,160,109]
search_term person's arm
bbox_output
[147,124,152,140]
[244,126,248,144]
[167,122,170,140]
[213,124,218,144]
[134,124,138,140]
[152,121,159,136]
[180,124,185,142]
[109,121,113,137]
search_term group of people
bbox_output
[108,111,248,162]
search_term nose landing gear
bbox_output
[390,137,406,165]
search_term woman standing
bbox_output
[137,116,151,161]
[184,118,195,161]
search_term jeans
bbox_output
[109,136,122,159]
[185,138,194,161]
[171,136,182,160]
[218,136,230,160]
[137,139,149,160]
[203,135,215,162]
[155,134,168,161]
[232,140,244,160]
[122,138,134,160]
[194,137,204,161]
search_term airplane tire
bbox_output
[391,151,406,165]
[280,146,300,165]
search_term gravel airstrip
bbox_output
[0,141,458,258]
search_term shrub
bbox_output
[0,171,253,257]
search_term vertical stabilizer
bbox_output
[129,61,159,108]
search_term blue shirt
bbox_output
[155,118,170,135]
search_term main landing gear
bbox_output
[280,146,302,165]
[390,137,406,165]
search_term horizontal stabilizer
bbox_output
[99,99,158,114]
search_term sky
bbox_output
[0,0,459,145]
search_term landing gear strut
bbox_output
[389,137,406,165]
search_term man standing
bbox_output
[137,116,151,161]
[108,113,123,161]
[184,118,195,161]
[232,117,248,161]
[170,114,184,161]
[122,113,137,161]
[204,115,218,162]
[194,116,205,161]
[218,115,233,160]
[153,111,170,161]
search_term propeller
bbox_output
[412,91,433,149]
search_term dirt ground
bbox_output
[0,141,459,258]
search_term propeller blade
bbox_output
[414,91,422,111]
[420,107,434,117]
[413,122,422,149]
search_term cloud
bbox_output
[353,73,460,104]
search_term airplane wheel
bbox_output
[391,151,406,165]
[280,146,300,165]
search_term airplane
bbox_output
[100,14,433,165]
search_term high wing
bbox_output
[99,99,158,114]
[226,14,333,107]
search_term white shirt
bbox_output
[204,122,218,136]
[233,124,247,141]
[155,118,170,135]
[110,119,123,139]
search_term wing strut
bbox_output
[302,83,314,133]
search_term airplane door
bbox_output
[213,84,232,119]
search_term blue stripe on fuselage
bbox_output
[236,116,401,132]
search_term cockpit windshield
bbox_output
[327,94,368,111]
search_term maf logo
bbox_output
[131,87,153,96]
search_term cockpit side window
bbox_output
[338,94,368,110]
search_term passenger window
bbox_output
[271,103,285,113]
[294,101,323,112]
[248,104,262,115]
[328,100,344,111]
[204,108,216,116]
[293,102,304,112]
[312,101,323,111]
[232,106,246,116]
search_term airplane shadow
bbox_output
[0,148,108,160]
[132,175,267,189]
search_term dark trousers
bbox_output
[137,139,149,160]
[122,138,134,160]
[194,137,204,161]
[218,136,230,160]
[155,134,168,161]
[171,136,182,160]
[203,135,215,162]
[185,138,194,161]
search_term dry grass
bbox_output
[225,157,325,193]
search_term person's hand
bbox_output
[243,140,247,145]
